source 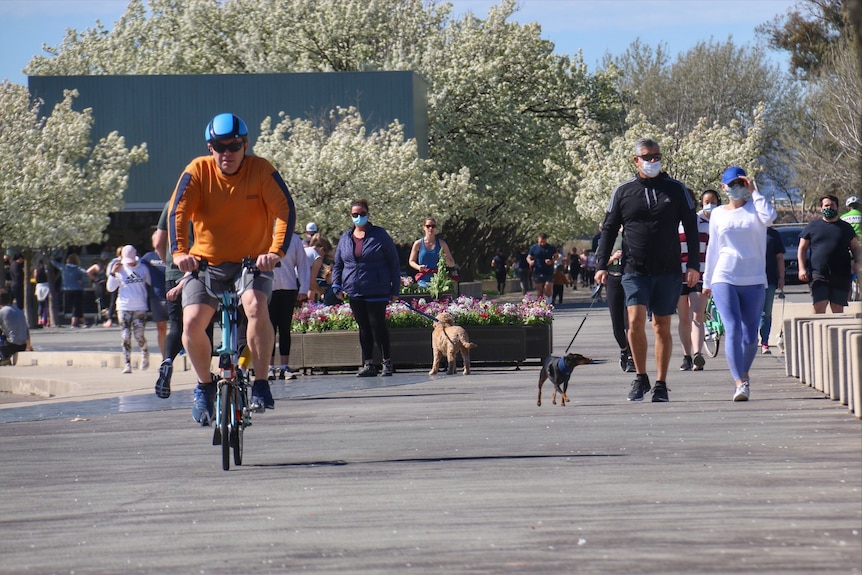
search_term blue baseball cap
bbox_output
[721,166,746,185]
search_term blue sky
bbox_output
[1,0,797,85]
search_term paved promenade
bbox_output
[0,289,859,574]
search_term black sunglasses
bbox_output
[351,211,368,217]
[210,140,244,153]
[638,153,662,162]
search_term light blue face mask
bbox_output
[702,203,717,214]
[726,184,749,201]
[352,215,368,226]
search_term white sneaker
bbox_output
[733,382,750,402]
[141,354,149,370]
[122,363,132,374]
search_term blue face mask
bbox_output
[352,215,368,226]
[702,203,717,214]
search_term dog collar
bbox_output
[556,357,572,376]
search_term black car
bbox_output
[774,225,805,285]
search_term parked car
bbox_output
[774,225,805,285]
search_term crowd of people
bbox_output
[3,118,859,418]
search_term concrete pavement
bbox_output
[0,288,859,574]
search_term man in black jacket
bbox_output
[594,137,700,403]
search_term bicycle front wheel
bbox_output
[220,384,231,471]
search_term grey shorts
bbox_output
[621,272,682,317]
[182,261,273,309]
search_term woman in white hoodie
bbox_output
[106,245,151,374]
[703,167,777,402]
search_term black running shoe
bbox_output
[651,381,670,402]
[679,356,693,371]
[251,379,275,410]
[619,350,628,372]
[155,359,173,398]
[627,376,651,401]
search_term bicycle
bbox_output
[195,258,267,471]
[703,296,724,358]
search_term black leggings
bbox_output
[165,278,213,361]
[349,298,391,362]
[606,273,629,351]
[269,289,298,358]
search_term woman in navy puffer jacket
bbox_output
[332,198,401,377]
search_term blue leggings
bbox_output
[711,283,765,381]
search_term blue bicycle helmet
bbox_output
[205,113,249,142]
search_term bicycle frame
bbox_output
[196,258,261,470]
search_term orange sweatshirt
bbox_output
[169,155,295,266]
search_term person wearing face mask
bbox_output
[676,189,718,372]
[594,137,701,403]
[797,194,861,314]
[703,166,777,402]
[331,198,401,377]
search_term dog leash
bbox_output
[399,299,462,346]
[564,283,603,354]
[399,299,440,323]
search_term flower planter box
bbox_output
[292,295,553,369]
[468,326,526,363]
[524,324,553,359]
[295,324,551,369]
[301,331,363,368]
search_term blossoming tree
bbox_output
[0,82,148,322]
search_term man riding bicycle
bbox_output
[168,113,296,425]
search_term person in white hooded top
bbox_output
[107,245,152,374]
[269,233,311,380]
[703,167,777,402]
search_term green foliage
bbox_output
[427,250,453,300]
[756,0,850,79]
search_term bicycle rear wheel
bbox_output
[232,388,243,466]
[703,305,721,358]
[220,384,231,471]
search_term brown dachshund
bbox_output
[537,353,592,406]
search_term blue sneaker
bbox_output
[251,379,274,410]
[192,381,217,426]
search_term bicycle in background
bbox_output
[703,296,724,358]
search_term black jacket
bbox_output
[596,172,699,276]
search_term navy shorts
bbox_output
[680,281,703,296]
[533,273,552,284]
[621,272,682,317]
[810,279,849,307]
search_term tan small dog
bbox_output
[429,312,478,375]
